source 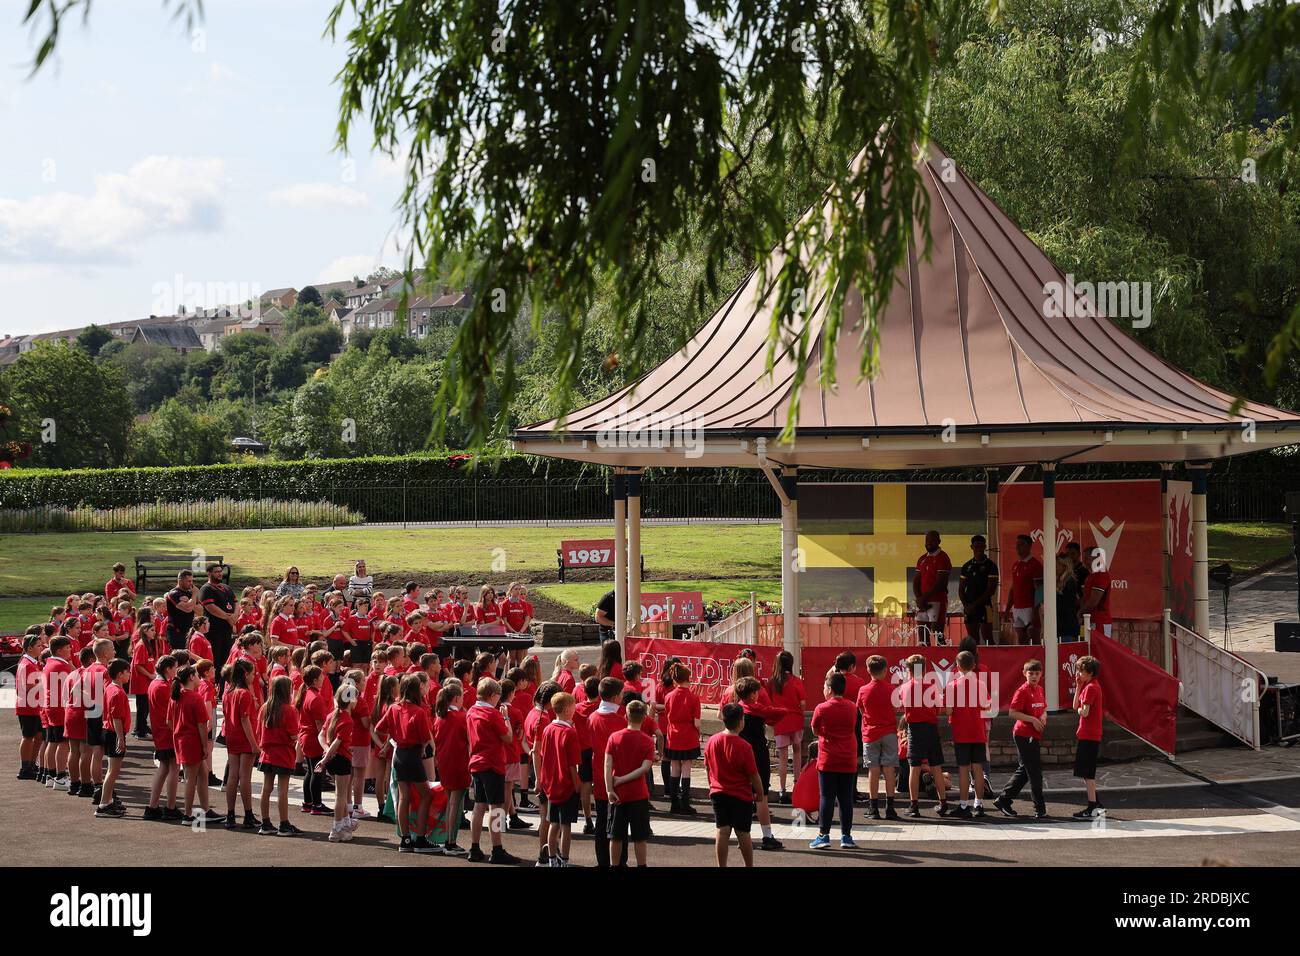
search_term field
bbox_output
[0,521,1290,633]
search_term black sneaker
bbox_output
[163,807,185,822]
[518,795,536,810]
[203,809,224,823]
[1034,808,1049,820]
[759,834,784,850]
[582,819,595,835]
[208,773,222,788]
[993,796,1018,818]
[973,805,986,818]
[906,803,921,818]
[398,836,414,853]
[80,784,97,799]
[936,803,950,817]
[1071,805,1098,820]
[95,803,125,818]
[867,805,882,820]
[242,812,260,829]
[950,806,973,820]
[258,821,277,836]
[91,787,103,804]
[459,814,471,830]
[16,768,36,781]
[507,814,532,831]
[467,845,486,863]
[489,846,517,865]
[223,812,237,828]
[413,836,441,854]
[884,804,900,821]
[142,806,163,821]
[277,821,303,837]
[443,842,467,856]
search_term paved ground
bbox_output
[1213,559,1298,653]
[6,711,1300,867]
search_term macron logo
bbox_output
[50,886,151,937]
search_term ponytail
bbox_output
[172,665,196,701]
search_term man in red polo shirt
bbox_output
[105,563,136,602]
[1080,546,1114,638]
[1003,534,1043,645]
[913,531,952,645]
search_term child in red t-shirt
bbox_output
[317,680,359,843]
[465,677,517,864]
[704,702,762,867]
[537,692,583,867]
[855,654,901,820]
[995,659,1048,819]
[144,654,181,821]
[95,660,132,818]
[433,683,471,855]
[374,674,437,853]
[604,699,656,867]
[170,665,219,825]
[662,662,702,814]
[257,674,302,836]
[946,650,988,819]
[220,658,260,829]
[1072,656,1104,819]
[809,671,859,849]
[766,650,806,803]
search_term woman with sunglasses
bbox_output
[275,566,305,600]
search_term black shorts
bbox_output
[964,612,990,635]
[472,770,506,806]
[154,748,177,763]
[665,747,701,761]
[608,799,652,842]
[546,792,581,824]
[953,742,986,766]
[326,639,350,662]
[578,748,594,783]
[350,641,373,665]
[45,725,66,743]
[18,714,43,738]
[710,793,754,833]
[906,722,944,767]
[102,731,124,759]
[85,717,104,747]
[1073,739,1100,779]
[326,754,353,777]
[393,746,428,783]
[261,762,293,777]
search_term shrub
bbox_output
[0,498,364,533]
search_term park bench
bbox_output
[556,538,643,583]
[135,554,229,593]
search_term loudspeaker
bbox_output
[1276,622,1300,653]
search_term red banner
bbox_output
[640,591,704,624]
[625,637,780,705]
[802,643,1089,709]
[1089,631,1179,754]
[999,480,1165,621]
[558,539,616,568]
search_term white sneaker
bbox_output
[345,815,360,831]
[352,805,371,819]
[45,775,57,789]
[327,823,348,843]
[54,777,70,791]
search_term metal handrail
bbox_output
[1168,615,1265,750]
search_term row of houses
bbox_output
[0,275,474,365]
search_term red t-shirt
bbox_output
[103,682,130,737]
[474,603,501,627]
[1010,681,1047,740]
[897,676,939,725]
[1084,570,1113,625]
[269,614,301,648]
[946,671,987,744]
[705,732,758,801]
[147,677,174,749]
[537,719,582,802]
[555,669,576,694]
[63,667,89,739]
[16,655,43,717]
[171,689,209,765]
[42,657,73,725]
[587,708,626,801]
[498,598,531,632]
[221,687,257,754]
[1077,680,1104,741]
[258,704,300,769]
[467,701,509,775]
[855,678,897,742]
[767,675,806,735]
[375,700,432,748]
[915,549,952,607]
[664,686,702,750]
[327,710,354,762]
[523,706,552,753]
[811,697,858,772]
[1009,557,1043,610]
[188,633,213,664]
[297,688,332,758]
[433,708,471,790]
[105,577,135,601]
[842,671,865,705]
[605,727,654,802]
[129,639,157,695]
[573,697,597,750]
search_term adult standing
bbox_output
[1079,546,1114,639]
[958,534,999,644]
[199,563,237,681]
[594,589,616,641]
[1054,554,1082,642]
[347,561,374,604]
[164,570,199,652]
[912,530,952,646]
[105,563,136,603]
[1064,542,1090,593]
[1002,535,1044,645]
[275,566,305,600]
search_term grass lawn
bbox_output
[1208,522,1294,573]
[0,524,780,597]
[533,579,783,615]
[0,597,58,635]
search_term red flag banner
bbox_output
[1088,631,1178,754]
[624,637,780,705]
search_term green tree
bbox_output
[0,342,130,467]
[127,398,230,466]
[101,342,187,412]
[297,285,324,308]
[75,324,113,357]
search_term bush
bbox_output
[0,498,364,533]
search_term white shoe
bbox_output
[54,777,69,791]
[351,806,371,819]
[45,775,57,789]
[328,823,350,843]
[345,815,360,831]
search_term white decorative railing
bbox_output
[1166,611,1265,750]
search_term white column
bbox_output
[1041,463,1060,710]
[780,467,800,667]
[1189,461,1211,639]
[1160,463,1174,671]
[613,469,628,642]
[627,469,643,635]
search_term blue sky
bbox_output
[0,0,409,335]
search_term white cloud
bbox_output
[209,61,236,84]
[267,182,369,209]
[314,252,401,284]
[0,155,226,265]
